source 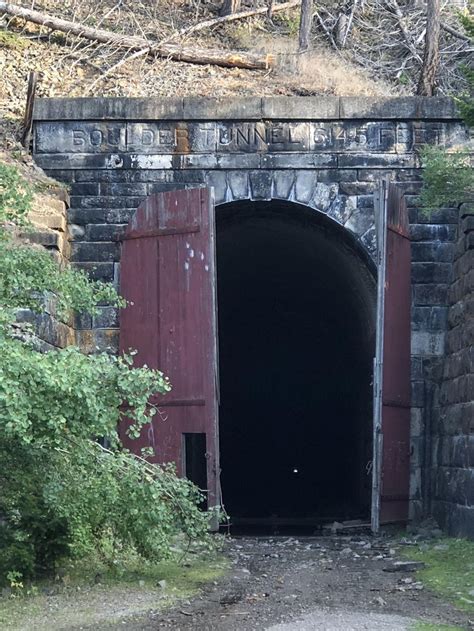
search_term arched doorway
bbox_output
[216,200,377,525]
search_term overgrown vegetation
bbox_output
[412,623,465,631]
[402,539,474,614]
[419,5,473,215]
[457,5,474,127]
[0,163,215,589]
[419,146,474,213]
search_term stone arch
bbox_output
[201,169,377,260]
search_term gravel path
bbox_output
[100,535,470,630]
[268,608,414,630]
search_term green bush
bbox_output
[418,145,474,213]
[0,163,32,226]
[0,164,214,586]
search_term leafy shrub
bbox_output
[418,145,474,213]
[0,164,214,586]
[0,163,33,226]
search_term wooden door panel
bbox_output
[372,180,411,530]
[119,188,220,507]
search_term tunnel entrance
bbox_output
[216,200,377,526]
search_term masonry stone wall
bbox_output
[15,193,76,352]
[431,204,474,537]
[31,96,471,530]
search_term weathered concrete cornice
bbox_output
[33,96,461,122]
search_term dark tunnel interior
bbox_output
[216,200,377,524]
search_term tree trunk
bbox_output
[0,1,271,69]
[220,0,241,16]
[298,0,312,51]
[417,0,441,96]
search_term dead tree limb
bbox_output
[417,0,440,95]
[164,0,300,43]
[0,1,273,69]
[440,21,471,43]
[390,0,423,63]
[341,0,360,48]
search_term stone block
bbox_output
[70,196,143,209]
[105,208,135,224]
[410,224,457,242]
[204,171,228,204]
[34,97,185,121]
[71,242,120,263]
[411,242,453,263]
[272,171,294,200]
[100,182,148,196]
[411,331,445,356]
[92,306,119,329]
[413,284,448,306]
[344,206,374,237]
[411,263,452,284]
[86,224,126,242]
[22,230,58,249]
[73,262,115,282]
[311,182,337,212]
[410,407,423,436]
[261,153,337,169]
[227,171,249,200]
[412,306,448,332]
[416,208,459,225]
[184,97,262,120]
[294,171,316,204]
[261,97,339,119]
[360,225,377,256]
[338,153,416,168]
[327,196,356,225]
[338,181,376,196]
[249,171,272,201]
[411,380,425,407]
[217,154,261,169]
[70,182,100,196]
[74,312,92,330]
[76,328,119,354]
[411,356,423,379]
[460,202,474,218]
[29,212,67,232]
[339,97,420,119]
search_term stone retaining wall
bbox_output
[432,204,474,536]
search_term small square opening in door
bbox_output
[183,433,208,509]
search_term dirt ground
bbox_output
[86,534,472,631]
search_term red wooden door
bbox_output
[119,188,220,509]
[372,179,411,531]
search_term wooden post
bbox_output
[21,71,38,149]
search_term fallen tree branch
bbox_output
[0,1,273,69]
[161,0,300,44]
[440,21,471,43]
[389,0,423,63]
